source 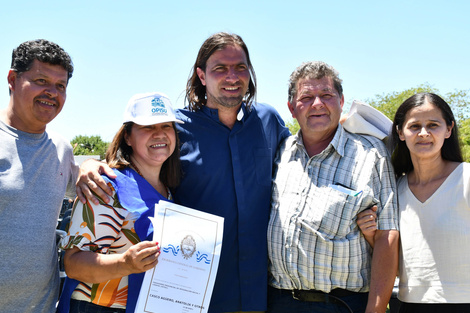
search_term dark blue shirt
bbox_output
[174,103,290,312]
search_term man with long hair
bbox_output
[173,32,289,313]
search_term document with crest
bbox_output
[135,200,224,313]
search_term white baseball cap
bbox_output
[123,92,184,125]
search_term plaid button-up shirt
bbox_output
[268,124,398,292]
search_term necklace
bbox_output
[128,159,143,177]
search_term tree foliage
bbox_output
[71,135,109,160]
[458,118,470,161]
[286,119,300,135]
[366,83,470,126]
[446,89,470,122]
[366,83,438,121]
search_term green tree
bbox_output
[446,89,470,122]
[367,84,470,126]
[71,135,109,160]
[458,118,470,161]
[366,83,438,121]
[286,119,300,135]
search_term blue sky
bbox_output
[1,0,469,142]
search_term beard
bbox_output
[206,92,245,109]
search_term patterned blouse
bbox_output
[60,167,170,309]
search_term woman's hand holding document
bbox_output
[135,201,224,313]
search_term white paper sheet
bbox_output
[135,201,224,313]
[342,100,392,140]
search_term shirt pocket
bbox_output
[301,185,375,239]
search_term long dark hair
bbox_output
[390,93,463,177]
[185,32,256,111]
[106,122,181,188]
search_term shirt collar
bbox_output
[289,124,346,158]
[200,102,248,123]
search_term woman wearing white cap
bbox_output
[57,92,183,313]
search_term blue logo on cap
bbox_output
[151,97,167,114]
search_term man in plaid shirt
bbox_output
[267,61,399,313]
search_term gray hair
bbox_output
[288,61,343,103]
